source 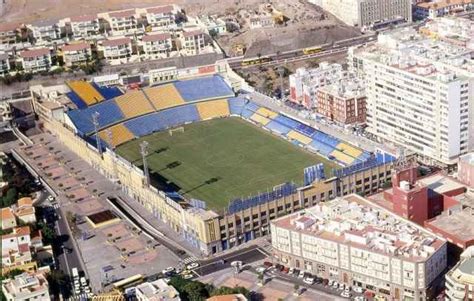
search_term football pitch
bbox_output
[116,117,338,211]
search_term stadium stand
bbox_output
[273,114,301,129]
[287,130,312,145]
[115,90,155,119]
[337,142,363,159]
[67,100,125,135]
[265,120,291,135]
[68,81,104,106]
[330,150,356,165]
[92,83,123,100]
[125,105,200,137]
[256,107,278,119]
[250,113,271,126]
[144,84,185,110]
[228,97,246,115]
[241,102,260,119]
[296,123,317,136]
[308,140,335,157]
[173,75,234,102]
[312,131,340,148]
[67,92,88,109]
[196,99,230,120]
[98,124,135,147]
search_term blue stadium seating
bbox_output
[240,102,260,119]
[228,97,246,115]
[265,120,291,135]
[92,83,123,100]
[312,131,340,148]
[67,92,88,109]
[273,115,300,129]
[125,104,200,137]
[173,75,234,102]
[309,140,335,157]
[296,123,317,136]
[67,100,125,135]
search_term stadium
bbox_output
[36,64,395,254]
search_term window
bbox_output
[277,206,283,211]
[269,208,275,214]
[244,217,250,222]
[252,214,258,219]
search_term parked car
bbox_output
[298,270,305,278]
[263,261,273,268]
[289,267,294,275]
[303,276,315,285]
[186,262,200,270]
[293,269,300,276]
[282,266,289,274]
[275,264,284,271]
[353,286,364,294]
[162,267,175,275]
[340,291,351,298]
[256,266,267,273]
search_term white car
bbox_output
[303,277,314,285]
[256,266,267,274]
[332,282,339,289]
[186,262,199,270]
[298,271,305,278]
[353,287,364,294]
[183,273,194,280]
[47,195,54,202]
[340,291,351,298]
[162,267,175,274]
[80,277,87,287]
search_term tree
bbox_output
[38,222,57,243]
[47,270,68,297]
[183,281,210,301]
[257,272,264,286]
[211,286,250,297]
[1,187,18,207]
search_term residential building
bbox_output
[178,29,206,55]
[445,246,474,301]
[0,23,20,44]
[135,279,180,301]
[249,15,274,29]
[15,197,36,224]
[199,15,227,36]
[1,271,50,301]
[66,14,100,38]
[103,9,141,35]
[18,48,52,73]
[1,208,17,230]
[143,5,178,29]
[1,226,37,274]
[315,76,366,124]
[60,42,92,67]
[140,33,173,60]
[415,0,474,19]
[0,52,11,75]
[27,19,61,42]
[289,63,346,110]
[420,16,474,49]
[271,194,447,300]
[99,37,133,61]
[350,28,474,166]
[207,294,248,301]
[320,0,412,27]
[458,153,474,187]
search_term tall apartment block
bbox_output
[349,28,474,166]
[271,194,447,300]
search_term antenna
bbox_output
[92,112,102,154]
[140,141,150,186]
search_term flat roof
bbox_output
[87,210,118,225]
[418,173,466,194]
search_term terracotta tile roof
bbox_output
[109,9,136,19]
[146,5,174,14]
[18,243,30,253]
[20,48,50,58]
[15,226,31,236]
[1,208,15,220]
[16,207,35,216]
[142,33,171,42]
[17,197,33,207]
[70,14,98,22]
[183,30,204,38]
[0,22,21,33]
[102,37,131,47]
[62,42,91,52]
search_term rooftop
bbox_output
[416,0,473,9]
[135,279,180,300]
[102,37,131,47]
[70,14,98,22]
[447,247,474,285]
[108,9,136,19]
[1,207,15,220]
[146,5,174,15]
[460,153,474,165]
[20,48,50,58]
[61,42,91,52]
[142,33,172,42]
[272,194,445,262]
[417,173,466,194]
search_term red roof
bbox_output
[0,22,20,33]
[146,5,174,14]
[109,9,136,19]
[142,33,171,42]
[62,42,91,52]
[70,14,98,22]
[183,30,204,38]
[20,48,50,58]
[18,243,30,253]
[102,37,131,47]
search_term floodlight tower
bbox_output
[140,141,150,186]
[92,111,102,154]
[106,129,119,183]
[278,66,285,102]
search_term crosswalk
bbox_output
[68,293,92,301]
[52,203,60,209]
[182,256,198,265]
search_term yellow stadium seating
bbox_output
[337,142,363,158]
[330,150,355,165]
[144,84,185,110]
[250,113,271,126]
[256,107,278,119]
[196,99,230,120]
[98,124,135,147]
[287,130,312,145]
[68,81,104,105]
[115,90,155,119]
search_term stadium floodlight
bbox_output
[278,66,285,102]
[140,141,150,186]
[106,129,119,183]
[92,111,102,155]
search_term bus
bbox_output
[302,47,322,55]
[241,56,272,66]
[112,274,145,290]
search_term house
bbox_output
[18,48,52,73]
[1,226,37,275]
[99,37,133,61]
[143,5,178,29]
[249,15,274,29]
[103,9,141,35]
[0,22,21,44]
[65,14,101,38]
[1,207,17,230]
[140,33,173,60]
[134,279,180,301]
[178,29,206,55]
[0,52,11,75]
[27,19,61,43]
[1,271,50,301]
[15,197,36,224]
[60,42,92,67]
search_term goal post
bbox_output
[169,126,185,136]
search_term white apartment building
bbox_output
[102,9,141,35]
[60,42,92,67]
[0,52,10,75]
[18,48,52,73]
[27,19,61,42]
[134,279,181,301]
[321,0,412,27]
[445,246,474,301]
[350,28,474,166]
[1,272,50,301]
[289,63,346,109]
[415,0,474,19]
[142,5,178,30]
[178,29,206,56]
[0,23,20,44]
[140,33,173,60]
[65,14,101,38]
[99,37,133,61]
[420,16,474,50]
[271,194,447,300]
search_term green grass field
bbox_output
[116,117,338,211]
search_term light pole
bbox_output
[140,141,150,186]
[278,66,285,102]
[106,129,119,183]
[92,112,102,154]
